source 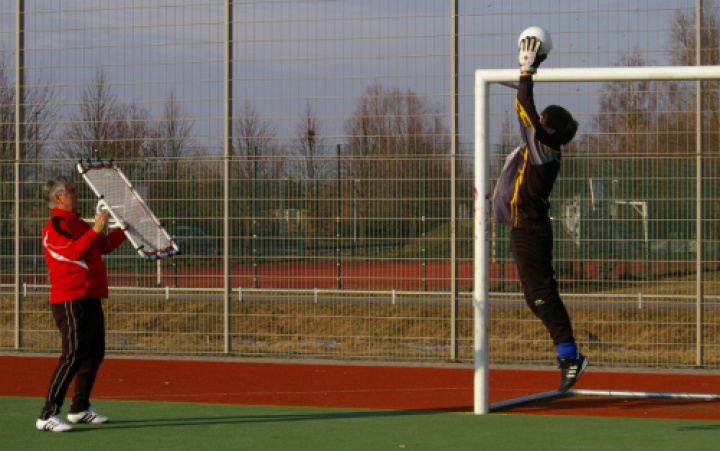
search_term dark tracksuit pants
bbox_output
[40,298,105,420]
[510,227,575,346]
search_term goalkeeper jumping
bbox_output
[493,36,587,393]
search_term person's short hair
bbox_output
[541,105,578,145]
[42,176,73,209]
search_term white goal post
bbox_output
[473,65,720,415]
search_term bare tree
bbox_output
[113,102,152,160]
[149,91,195,230]
[667,4,720,239]
[668,5,720,67]
[0,57,57,162]
[589,7,720,156]
[57,69,118,159]
[231,100,278,254]
[0,56,57,217]
[344,83,449,166]
[666,5,720,151]
[290,101,331,241]
[232,100,276,163]
[293,101,329,182]
[57,68,153,164]
[342,83,450,240]
[589,52,669,154]
[153,90,194,158]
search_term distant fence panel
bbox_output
[1,153,719,367]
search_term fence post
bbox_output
[280,177,286,256]
[577,153,585,278]
[336,144,342,290]
[602,157,610,278]
[685,159,691,274]
[646,158,652,276]
[222,0,233,354]
[421,143,427,291]
[352,179,357,258]
[298,180,304,258]
[253,147,259,288]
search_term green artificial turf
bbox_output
[3,396,719,451]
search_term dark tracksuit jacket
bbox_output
[493,74,564,230]
[492,74,575,346]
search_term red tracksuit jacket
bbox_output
[42,208,126,304]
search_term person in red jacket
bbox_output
[36,176,126,432]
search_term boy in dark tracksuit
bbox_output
[493,36,587,393]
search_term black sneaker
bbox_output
[557,353,588,394]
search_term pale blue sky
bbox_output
[0,1,705,153]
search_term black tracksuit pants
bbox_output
[510,227,575,345]
[40,298,105,420]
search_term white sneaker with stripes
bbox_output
[67,407,109,424]
[36,415,74,432]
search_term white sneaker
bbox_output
[36,415,74,432]
[67,407,109,424]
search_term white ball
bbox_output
[518,26,553,55]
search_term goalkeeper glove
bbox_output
[518,37,547,74]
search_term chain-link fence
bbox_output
[1,1,719,368]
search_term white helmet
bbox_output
[518,26,553,55]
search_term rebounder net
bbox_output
[77,160,179,259]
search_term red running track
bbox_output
[2,355,720,420]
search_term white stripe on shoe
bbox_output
[67,407,109,424]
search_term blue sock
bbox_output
[556,341,578,360]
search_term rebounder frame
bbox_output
[77,159,180,260]
[474,65,720,415]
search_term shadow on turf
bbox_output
[80,409,442,431]
[677,424,720,431]
[495,396,720,415]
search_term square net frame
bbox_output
[77,160,180,259]
[473,65,720,415]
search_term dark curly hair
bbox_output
[542,105,578,145]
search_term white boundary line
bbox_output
[474,65,720,415]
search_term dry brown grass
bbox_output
[2,284,719,368]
